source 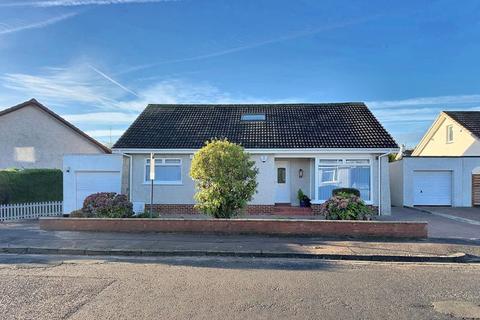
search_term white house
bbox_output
[391,111,480,207]
[108,103,398,215]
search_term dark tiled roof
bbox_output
[0,99,111,153]
[113,103,398,149]
[444,111,480,139]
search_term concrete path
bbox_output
[0,221,478,262]
[379,207,480,241]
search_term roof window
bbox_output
[241,114,266,121]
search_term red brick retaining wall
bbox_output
[39,218,427,238]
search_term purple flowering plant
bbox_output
[81,192,133,218]
[319,192,373,220]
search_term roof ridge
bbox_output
[146,102,367,107]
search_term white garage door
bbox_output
[413,171,452,206]
[75,171,121,210]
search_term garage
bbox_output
[63,154,124,214]
[75,171,121,209]
[390,156,480,208]
[413,171,452,206]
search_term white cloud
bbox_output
[367,94,480,109]
[63,112,138,124]
[85,129,125,137]
[0,0,175,7]
[0,12,78,35]
[1,65,123,109]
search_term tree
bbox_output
[190,139,258,218]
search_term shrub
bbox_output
[190,139,258,218]
[297,188,311,207]
[319,192,372,220]
[0,168,62,204]
[82,192,133,218]
[332,187,360,197]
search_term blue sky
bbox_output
[1,0,480,147]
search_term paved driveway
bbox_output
[380,207,480,241]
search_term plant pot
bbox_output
[299,200,306,207]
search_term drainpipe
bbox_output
[378,151,393,216]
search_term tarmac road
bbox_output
[0,254,479,320]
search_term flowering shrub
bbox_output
[319,192,372,220]
[81,192,133,218]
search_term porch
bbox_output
[273,156,374,207]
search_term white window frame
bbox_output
[315,157,373,204]
[446,125,454,143]
[144,158,183,185]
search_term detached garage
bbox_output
[390,156,480,207]
[63,154,126,214]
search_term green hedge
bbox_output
[0,169,62,204]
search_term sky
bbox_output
[1,0,480,148]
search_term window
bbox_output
[145,158,182,184]
[318,159,371,201]
[446,125,454,143]
[277,168,286,184]
[241,114,266,121]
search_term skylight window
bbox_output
[241,114,266,121]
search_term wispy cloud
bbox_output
[0,0,175,7]
[118,15,381,75]
[63,112,137,124]
[368,94,480,109]
[1,63,285,115]
[0,12,78,35]
[88,65,139,97]
[85,129,126,138]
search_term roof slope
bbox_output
[444,111,480,140]
[0,99,111,153]
[113,103,398,149]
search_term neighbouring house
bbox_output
[0,99,110,169]
[391,111,480,207]
[108,103,398,215]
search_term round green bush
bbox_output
[190,139,258,218]
[319,192,372,220]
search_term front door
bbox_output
[275,160,290,203]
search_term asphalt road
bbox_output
[0,254,479,320]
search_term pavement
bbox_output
[0,254,479,319]
[0,218,479,263]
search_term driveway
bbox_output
[380,207,480,241]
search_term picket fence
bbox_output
[0,201,63,221]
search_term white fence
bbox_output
[0,201,63,221]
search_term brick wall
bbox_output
[40,218,428,239]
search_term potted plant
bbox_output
[297,189,311,207]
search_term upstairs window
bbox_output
[446,125,454,143]
[241,114,266,121]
